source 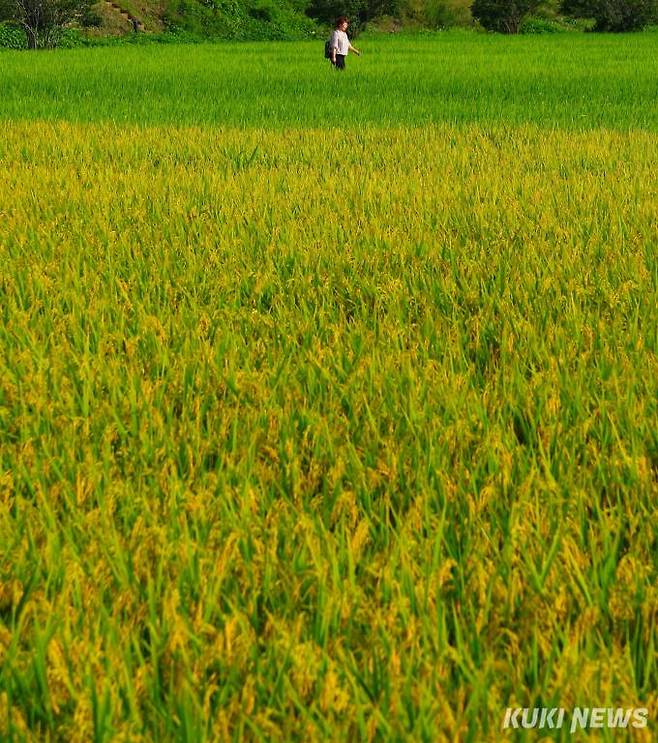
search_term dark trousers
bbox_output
[332,54,346,70]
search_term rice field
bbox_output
[1,32,658,742]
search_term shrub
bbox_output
[163,0,317,38]
[519,14,570,28]
[80,5,103,26]
[305,0,369,33]
[305,0,403,34]
[402,0,472,27]
[471,0,540,31]
[561,0,657,29]
[0,20,24,47]
[519,14,561,27]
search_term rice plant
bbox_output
[1,33,657,741]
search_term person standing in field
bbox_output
[330,16,361,70]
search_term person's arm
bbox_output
[331,31,338,63]
[348,40,361,56]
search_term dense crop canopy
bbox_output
[1,35,658,741]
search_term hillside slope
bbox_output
[90,0,319,37]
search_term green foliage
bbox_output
[305,0,401,34]
[0,0,94,47]
[0,23,218,47]
[0,0,14,21]
[471,0,540,31]
[561,0,657,29]
[519,13,562,27]
[401,0,472,27]
[163,0,318,39]
[80,4,102,25]
[0,20,25,46]
[305,0,367,32]
[519,13,579,29]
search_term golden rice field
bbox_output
[1,42,658,741]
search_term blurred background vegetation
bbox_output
[0,0,656,50]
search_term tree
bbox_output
[0,0,92,48]
[471,0,539,31]
[561,0,657,30]
[305,0,400,33]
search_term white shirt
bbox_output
[331,30,350,56]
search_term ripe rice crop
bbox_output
[1,34,658,742]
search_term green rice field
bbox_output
[1,31,658,742]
